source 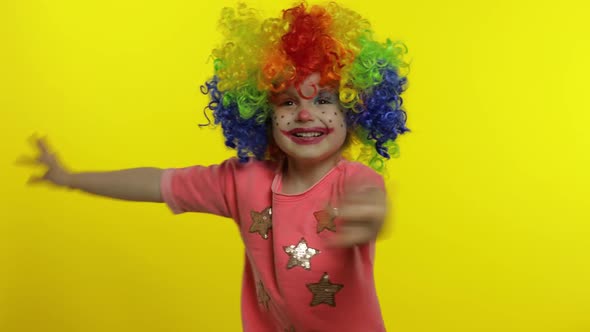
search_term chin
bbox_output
[285,150,341,164]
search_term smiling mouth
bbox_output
[280,127,334,144]
[292,131,324,138]
[285,127,332,136]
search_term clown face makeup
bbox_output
[271,73,347,166]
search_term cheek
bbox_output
[323,109,346,129]
[271,113,285,140]
[272,111,293,128]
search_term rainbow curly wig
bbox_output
[201,2,410,172]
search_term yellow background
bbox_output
[2,0,589,331]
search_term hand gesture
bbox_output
[17,135,71,187]
[328,186,388,247]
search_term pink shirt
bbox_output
[161,158,386,332]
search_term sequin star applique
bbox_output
[284,326,296,332]
[256,280,270,311]
[306,273,344,307]
[283,238,320,270]
[313,209,336,233]
[249,207,272,239]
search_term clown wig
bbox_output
[201,2,410,172]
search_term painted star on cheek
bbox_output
[249,207,272,239]
[306,273,344,307]
[283,238,320,270]
[313,210,336,233]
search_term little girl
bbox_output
[22,2,409,331]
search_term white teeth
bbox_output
[294,132,322,137]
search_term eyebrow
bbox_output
[317,89,338,98]
[271,88,337,101]
[270,91,296,101]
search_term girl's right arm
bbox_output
[20,136,164,203]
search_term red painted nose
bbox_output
[297,109,312,122]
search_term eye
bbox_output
[315,91,337,105]
[275,99,296,107]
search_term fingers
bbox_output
[27,133,45,151]
[14,155,39,166]
[332,204,386,224]
[17,134,56,167]
[19,134,59,186]
[326,224,376,248]
[36,136,51,156]
[326,215,382,248]
[323,186,387,248]
[27,174,47,185]
[26,133,50,154]
[340,187,385,206]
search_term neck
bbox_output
[282,154,342,194]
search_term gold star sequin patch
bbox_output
[284,326,296,332]
[256,280,270,311]
[306,273,344,307]
[313,209,336,233]
[249,207,272,239]
[283,238,320,270]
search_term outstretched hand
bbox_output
[16,135,71,187]
[327,186,388,248]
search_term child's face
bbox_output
[270,73,347,165]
